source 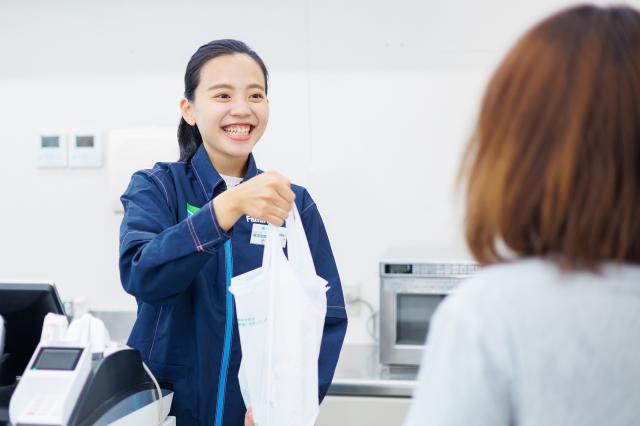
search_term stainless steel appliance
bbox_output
[380,261,478,366]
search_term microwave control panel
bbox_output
[380,261,479,294]
[381,261,479,277]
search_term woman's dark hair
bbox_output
[460,4,640,269]
[178,39,269,161]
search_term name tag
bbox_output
[250,224,287,247]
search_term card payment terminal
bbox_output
[9,344,91,424]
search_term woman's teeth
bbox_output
[224,125,251,136]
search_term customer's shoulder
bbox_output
[469,258,557,289]
[443,258,556,315]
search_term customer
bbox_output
[405,4,640,426]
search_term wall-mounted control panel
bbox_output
[36,131,102,169]
[68,132,102,168]
[36,133,68,168]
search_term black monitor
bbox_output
[0,282,66,385]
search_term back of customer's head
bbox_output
[461,4,640,269]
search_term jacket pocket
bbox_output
[146,360,198,419]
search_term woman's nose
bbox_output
[229,100,251,116]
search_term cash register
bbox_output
[0,282,173,425]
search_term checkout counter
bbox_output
[316,344,416,426]
[3,288,419,426]
[89,313,418,426]
[0,282,173,426]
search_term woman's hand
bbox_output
[214,170,295,230]
[244,409,254,426]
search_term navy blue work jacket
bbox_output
[119,144,348,425]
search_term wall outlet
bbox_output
[343,281,361,316]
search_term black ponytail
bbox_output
[177,118,203,161]
[178,39,269,161]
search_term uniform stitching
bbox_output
[190,201,222,249]
[146,169,165,176]
[192,163,209,198]
[190,217,204,251]
[152,174,170,205]
[148,306,163,361]
[141,169,170,205]
[301,202,317,216]
[186,216,203,251]
[208,201,223,240]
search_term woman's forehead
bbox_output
[199,54,265,89]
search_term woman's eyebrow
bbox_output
[207,83,265,91]
[207,84,233,91]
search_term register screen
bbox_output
[33,347,83,371]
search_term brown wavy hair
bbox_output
[461,4,640,268]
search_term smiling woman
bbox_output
[178,47,269,176]
[117,39,348,426]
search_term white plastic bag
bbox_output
[229,204,328,426]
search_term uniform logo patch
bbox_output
[187,203,200,217]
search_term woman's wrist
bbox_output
[213,188,243,232]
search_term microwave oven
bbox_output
[379,261,478,366]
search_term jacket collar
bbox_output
[190,143,259,200]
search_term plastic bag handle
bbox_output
[284,204,316,274]
[261,219,285,268]
[261,204,316,274]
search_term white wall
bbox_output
[0,0,618,343]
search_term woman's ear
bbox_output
[180,98,196,126]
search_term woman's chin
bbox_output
[223,145,254,159]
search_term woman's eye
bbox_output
[250,93,265,100]
[214,93,231,100]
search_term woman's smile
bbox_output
[222,123,254,141]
